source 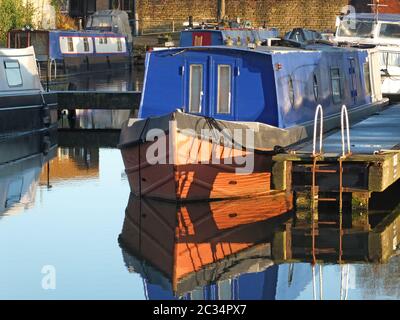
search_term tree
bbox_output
[0,0,36,46]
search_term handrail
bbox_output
[341,105,351,157]
[48,59,57,81]
[313,104,324,157]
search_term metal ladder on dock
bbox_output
[310,105,352,264]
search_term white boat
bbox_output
[335,13,400,97]
[0,46,58,161]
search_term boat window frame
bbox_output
[188,64,203,114]
[288,76,295,107]
[216,64,232,115]
[117,38,123,52]
[313,73,319,101]
[83,37,90,52]
[379,22,400,39]
[4,60,23,87]
[363,61,372,96]
[67,37,74,52]
[330,67,342,104]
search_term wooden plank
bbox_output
[369,152,400,192]
[272,161,290,191]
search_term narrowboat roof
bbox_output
[342,13,400,22]
[155,43,372,56]
[48,30,121,35]
[181,28,279,39]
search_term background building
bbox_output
[29,0,400,34]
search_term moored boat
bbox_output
[7,10,132,77]
[335,13,400,98]
[119,43,387,202]
[0,46,58,161]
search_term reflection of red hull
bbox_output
[119,193,293,292]
[121,128,273,202]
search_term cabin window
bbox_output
[217,65,232,114]
[380,23,400,39]
[99,38,103,44]
[67,37,74,52]
[381,51,400,68]
[189,64,203,113]
[288,77,295,106]
[330,68,342,104]
[337,18,375,38]
[364,62,372,95]
[313,74,319,101]
[104,37,108,44]
[117,38,122,51]
[83,37,90,52]
[4,61,23,87]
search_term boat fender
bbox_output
[274,145,287,154]
[41,104,51,127]
[42,134,51,155]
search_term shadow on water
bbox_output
[118,179,400,300]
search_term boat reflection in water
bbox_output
[39,147,100,184]
[0,137,57,217]
[119,182,400,300]
[119,192,293,299]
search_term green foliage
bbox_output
[0,0,36,46]
[50,0,61,11]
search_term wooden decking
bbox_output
[272,104,400,194]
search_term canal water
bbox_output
[1,69,400,300]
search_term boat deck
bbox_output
[272,104,400,194]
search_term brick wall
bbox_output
[224,0,349,33]
[135,0,350,34]
[135,0,218,33]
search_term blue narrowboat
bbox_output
[7,10,132,77]
[118,43,388,202]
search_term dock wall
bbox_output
[134,0,349,34]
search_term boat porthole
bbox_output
[229,213,238,218]
[313,73,319,101]
[289,77,295,107]
[229,181,238,185]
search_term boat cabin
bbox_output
[335,13,400,47]
[0,47,42,95]
[335,14,400,95]
[86,10,133,47]
[139,44,382,129]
